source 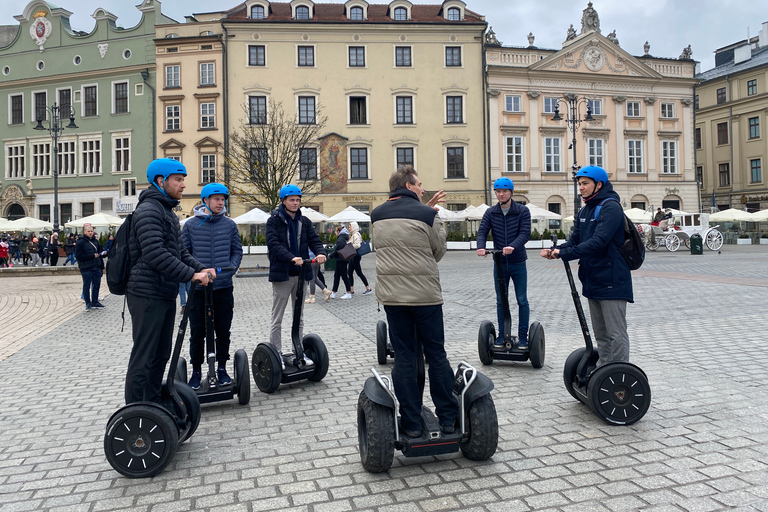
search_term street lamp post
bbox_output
[34,103,78,233]
[551,93,594,216]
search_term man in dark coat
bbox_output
[124,158,215,404]
[75,224,106,310]
[541,165,632,366]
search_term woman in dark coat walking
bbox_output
[48,232,60,266]
[329,225,352,299]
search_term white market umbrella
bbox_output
[8,216,54,231]
[624,208,653,223]
[463,203,490,221]
[300,206,329,223]
[179,216,194,226]
[526,203,562,220]
[0,217,20,231]
[435,205,464,221]
[709,208,755,222]
[327,206,371,223]
[232,207,271,225]
[752,209,768,222]
[65,212,124,228]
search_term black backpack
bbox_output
[591,198,645,271]
[106,214,133,295]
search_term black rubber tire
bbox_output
[104,404,179,478]
[528,321,545,369]
[459,394,499,461]
[252,343,282,394]
[174,381,201,443]
[376,321,388,365]
[303,334,329,382]
[176,357,187,384]
[477,320,495,366]
[234,349,251,406]
[587,363,651,426]
[357,391,395,473]
[563,347,598,403]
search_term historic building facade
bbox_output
[694,23,768,213]
[486,3,699,220]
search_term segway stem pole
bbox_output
[204,276,217,389]
[489,250,513,344]
[290,259,317,368]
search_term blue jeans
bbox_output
[81,268,102,307]
[494,260,529,341]
[178,281,191,307]
[64,253,76,265]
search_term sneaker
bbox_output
[517,338,529,350]
[330,292,336,299]
[440,424,456,435]
[403,429,421,439]
[92,303,106,309]
[305,294,315,304]
[85,305,92,311]
[323,289,332,302]
[180,305,186,315]
[217,367,232,385]
[363,289,372,295]
[493,337,505,347]
[189,370,202,390]
[340,293,352,299]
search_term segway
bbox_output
[251,259,329,393]
[552,235,651,425]
[478,250,545,368]
[176,267,250,406]
[358,340,498,473]
[376,320,395,364]
[104,280,205,478]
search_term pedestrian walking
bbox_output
[10,235,21,264]
[28,237,40,267]
[0,236,9,268]
[75,224,106,311]
[305,248,332,303]
[63,234,76,266]
[329,225,352,299]
[48,232,60,267]
[346,221,372,295]
[19,235,29,266]
[38,235,48,266]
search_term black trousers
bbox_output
[125,293,176,404]
[332,260,351,293]
[347,254,369,288]
[188,286,235,367]
[385,304,457,432]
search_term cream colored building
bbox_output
[486,4,699,221]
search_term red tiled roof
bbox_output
[225,2,484,24]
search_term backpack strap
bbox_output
[593,198,619,220]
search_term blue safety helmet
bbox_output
[575,165,609,184]
[493,177,514,191]
[201,183,229,201]
[146,158,187,197]
[279,184,302,200]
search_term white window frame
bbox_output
[80,135,103,175]
[627,139,644,173]
[292,3,313,20]
[505,136,524,172]
[442,0,465,21]
[660,102,674,118]
[5,141,26,179]
[444,94,466,125]
[111,80,130,114]
[543,97,559,114]
[201,102,216,129]
[31,89,48,122]
[394,45,413,68]
[165,104,181,131]
[296,94,318,125]
[347,45,367,69]
[348,145,371,180]
[201,153,217,183]
[30,139,51,178]
[56,87,73,112]
[347,3,367,20]
[661,140,677,174]
[393,95,415,125]
[588,138,604,168]
[249,2,268,19]
[199,62,215,86]
[165,64,180,88]
[7,94,24,125]
[57,137,77,176]
[347,94,369,126]
[296,44,317,68]
[121,178,137,198]
[543,137,561,173]
[391,4,410,21]
[112,131,131,173]
[81,83,99,118]
[299,147,318,180]
[247,44,268,67]
[444,45,463,68]
[505,95,521,112]
[446,7,461,21]
[248,95,268,125]
[626,101,641,117]
[445,145,467,179]
[394,145,417,170]
[587,99,602,115]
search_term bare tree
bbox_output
[226,98,327,212]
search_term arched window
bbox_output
[350,6,364,20]
[393,7,407,20]
[251,5,265,19]
[296,5,310,19]
[447,7,460,21]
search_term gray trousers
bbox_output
[270,276,305,354]
[587,299,630,366]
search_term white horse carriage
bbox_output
[638,212,724,252]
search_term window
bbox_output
[114,136,130,172]
[627,140,643,173]
[31,142,50,177]
[350,148,368,179]
[695,127,702,149]
[626,101,640,117]
[295,5,310,19]
[298,46,314,66]
[661,102,674,118]
[446,96,463,124]
[349,47,365,67]
[751,159,762,183]
[249,96,267,124]
[84,86,97,117]
[349,6,364,20]
[58,140,76,175]
[446,7,460,21]
[122,178,137,197]
[298,96,316,124]
[661,141,677,174]
[200,62,215,86]
[588,139,604,167]
[447,147,465,178]
[10,94,23,124]
[445,47,461,67]
[587,99,602,116]
[81,139,101,174]
[505,95,520,112]
[543,97,559,114]
[717,122,728,145]
[58,89,72,117]
[396,96,413,124]
[201,102,215,128]
[506,136,523,172]
[81,202,95,217]
[300,148,317,180]
[393,7,407,20]
[544,137,561,172]
[165,65,180,88]
[114,82,128,114]
[395,46,411,67]
[747,79,757,96]
[396,147,414,168]
[60,204,72,224]
[249,45,266,66]
[201,154,216,183]
[349,97,367,125]
[251,5,265,19]
[6,143,25,178]
[34,92,47,121]
[250,147,268,175]
[39,204,50,222]
[749,117,760,139]
[696,166,703,186]
[716,87,726,104]
[719,163,730,186]
[166,105,180,131]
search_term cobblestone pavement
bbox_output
[1,246,768,512]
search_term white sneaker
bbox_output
[330,292,336,299]
[341,293,352,299]
[363,289,373,295]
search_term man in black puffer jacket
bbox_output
[124,159,216,404]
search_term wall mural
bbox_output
[319,133,347,194]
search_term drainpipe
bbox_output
[481,27,489,206]
[221,25,230,188]
[693,85,701,213]
[140,69,156,160]
[727,75,733,207]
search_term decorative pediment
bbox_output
[194,136,222,148]
[159,138,185,149]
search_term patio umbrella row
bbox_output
[0,213,125,232]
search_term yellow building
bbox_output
[486,3,698,220]
[694,23,768,212]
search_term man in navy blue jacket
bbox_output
[181,183,243,389]
[541,166,632,365]
[476,178,532,348]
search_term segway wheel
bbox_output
[587,363,651,426]
[104,403,179,478]
[376,321,388,365]
[357,391,395,473]
[459,394,499,461]
[174,381,201,443]
[303,334,329,382]
[477,320,496,366]
[176,357,187,384]
[528,321,545,369]
[252,343,282,394]
[234,349,251,405]
[562,347,597,403]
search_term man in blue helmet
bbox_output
[266,184,327,369]
[541,165,632,365]
[476,177,532,348]
[124,158,217,404]
[182,183,243,389]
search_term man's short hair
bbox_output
[389,165,419,192]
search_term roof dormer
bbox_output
[245,0,270,20]
[345,0,368,21]
[290,0,314,20]
[440,0,466,21]
[388,0,412,21]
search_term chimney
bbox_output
[734,44,751,64]
[759,21,768,48]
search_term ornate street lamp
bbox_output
[551,93,594,216]
[34,102,78,232]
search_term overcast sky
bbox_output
[2,0,762,72]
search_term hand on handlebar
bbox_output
[192,272,212,286]
[476,249,486,257]
[540,248,560,260]
[291,256,303,266]
[502,246,514,256]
